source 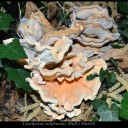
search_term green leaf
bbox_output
[119,28,128,38]
[111,44,124,49]
[99,68,117,87]
[86,74,97,81]
[0,59,4,67]
[5,67,32,92]
[0,11,14,32]
[0,39,27,60]
[118,2,128,15]
[92,99,106,110]
[97,103,120,121]
[99,68,108,82]
[102,94,108,99]
[92,117,99,122]
[121,20,128,25]
[109,72,117,83]
[105,71,117,87]
[119,92,128,120]
[1,59,23,68]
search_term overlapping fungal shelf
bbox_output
[17,2,120,119]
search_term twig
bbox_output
[30,94,40,103]
[77,1,81,6]
[106,98,112,107]
[3,109,11,118]
[115,73,128,92]
[57,1,64,10]
[107,93,122,102]
[23,106,42,121]
[57,21,62,29]
[41,1,48,7]
[18,2,21,20]
[39,6,45,10]
[113,86,125,94]
[96,91,107,99]
[118,67,128,81]
[108,82,121,92]
[23,93,28,118]
[20,103,40,113]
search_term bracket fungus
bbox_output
[26,58,107,120]
[16,2,120,120]
[70,5,120,47]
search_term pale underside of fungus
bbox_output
[70,5,120,47]
[15,2,120,119]
[26,58,107,120]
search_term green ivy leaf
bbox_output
[97,103,120,121]
[119,28,128,38]
[92,116,99,122]
[99,68,117,87]
[86,74,97,81]
[0,59,4,67]
[106,71,117,88]
[0,11,14,32]
[119,92,128,120]
[0,39,27,60]
[5,67,32,92]
[99,68,108,82]
[109,72,117,83]
[118,2,128,15]
[92,99,106,110]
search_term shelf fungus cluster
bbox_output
[70,5,120,47]
[16,2,120,119]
